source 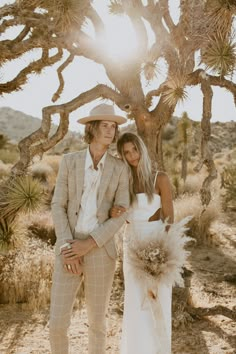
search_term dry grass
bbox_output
[174,193,221,245]
[0,218,27,252]
[0,238,54,310]
[27,211,56,245]
[182,174,205,195]
[0,160,12,179]
[0,148,19,164]
[41,155,61,175]
[30,161,54,183]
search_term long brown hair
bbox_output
[117,133,155,203]
[84,120,119,144]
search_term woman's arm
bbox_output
[155,172,174,224]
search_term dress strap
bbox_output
[154,171,159,185]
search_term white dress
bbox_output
[121,193,172,354]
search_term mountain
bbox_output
[0,107,84,153]
[0,107,235,155]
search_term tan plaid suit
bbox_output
[49,149,129,354]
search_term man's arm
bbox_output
[90,163,130,247]
[51,156,74,251]
[63,162,130,260]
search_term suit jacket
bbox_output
[51,149,130,259]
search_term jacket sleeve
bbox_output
[51,156,73,250]
[90,164,130,247]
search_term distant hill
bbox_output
[0,107,43,143]
[0,107,235,155]
[0,107,84,153]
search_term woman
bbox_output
[111,132,174,354]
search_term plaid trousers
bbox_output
[49,242,116,354]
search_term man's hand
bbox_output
[62,256,83,275]
[62,237,97,260]
[109,205,126,218]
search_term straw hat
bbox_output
[77,103,127,125]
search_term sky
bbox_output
[0,0,235,133]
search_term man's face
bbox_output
[94,120,117,146]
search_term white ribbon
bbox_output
[141,281,171,354]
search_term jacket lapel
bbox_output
[75,150,86,210]
[97,153,114,208]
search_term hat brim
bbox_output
[77,114,127,125]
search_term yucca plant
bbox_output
[162,75,188,107]
[143,61,159,82]
[206,0,236,40]
[0,218,26,252]
[178,112,192,182]
[0,176,45,220]
[201,34,236,77]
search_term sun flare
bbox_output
[104,16,138,62]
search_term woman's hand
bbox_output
[109,205,126,218]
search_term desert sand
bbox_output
[0,212,235,354]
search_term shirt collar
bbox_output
[85,147,107,170]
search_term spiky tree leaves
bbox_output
[16,0,91,34]
[162,76,188,108]
[0,218,26,252]
[0,176,45,220]
[0,176,45,251]
[202,35,236,77]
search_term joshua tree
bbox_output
[1,0,236,205]
[178,111,192,182]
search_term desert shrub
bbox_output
[0,148,19,164]
[172,174,182,198]
[0,218,26,252]
[221,164,236,210]
[0,175,45,219]
[28,211,56,245]
[0,134,8,149]
[0,238,54,310]
[174,193,220,245]
[182,174,204,195]
[30,161,54,183]
[162,123,175,141]
[43,154,61,175]
[0,160,11,179]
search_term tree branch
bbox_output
[87,6,105,35]
[145,84,165,107]
[122,0,148,56]
[194,77,217,206]
[187,70,236,106]
[188,305,236,321]
[52,52,75,102]
[0,49,63,95]
[12,84,129,174]
[0,4,16,17]
[158,0,175,32]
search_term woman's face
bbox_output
[123,142,140,168]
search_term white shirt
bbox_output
[75,148,107,234]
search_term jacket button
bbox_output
[75,212,78,216]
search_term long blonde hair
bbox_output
[117,133,155,203]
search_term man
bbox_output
[49,103,129,354]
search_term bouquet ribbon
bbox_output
[141,281,171,354]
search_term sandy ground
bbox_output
[0,214,236,354]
